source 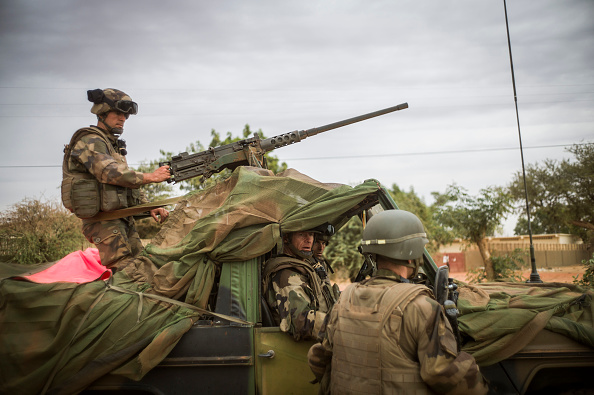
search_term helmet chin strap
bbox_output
[97,114,124,136]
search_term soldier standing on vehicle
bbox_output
[263,227,339,341]
[61,88,171,270]
[308,210,488,394]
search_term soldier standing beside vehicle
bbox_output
[61,88,171,270]
[308,210,488,395]
[263,227,339,341]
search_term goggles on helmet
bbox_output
[87,89,138,115]
[113,100,138,114]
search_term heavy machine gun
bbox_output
[161,103,408,183]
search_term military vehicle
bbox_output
[0,105,592,394]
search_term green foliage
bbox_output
[432,184,512,280]
[465,248,527,283]
[325,216,364,281]
[0,198,87,264]
[432,184,512,243]
[573,253,594,287]
[509,142,594,245]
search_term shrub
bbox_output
[573,253,594,287]
[0,198,87,264]
[466,248,526,283]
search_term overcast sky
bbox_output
[0,0,592,235]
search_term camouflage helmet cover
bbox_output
[361,209,428,261]
[88,88,136,115]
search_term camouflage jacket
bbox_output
[62,126,148,218]
[263,255,337,341]
[68,126,146,189]
[309,269,488,395]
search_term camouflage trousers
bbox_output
[82,217,143,270]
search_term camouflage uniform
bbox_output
[309,269,488,395]
[263,255,338,341]
[63,126,147,268]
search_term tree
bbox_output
[432,184,512,281]
[508,143,594,246]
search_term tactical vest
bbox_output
[61,127,141,219]
[331,279,433,395]
[262,256,337,321]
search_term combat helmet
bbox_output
[311,223,335,243]
[87,88,138,116]
[360,209,428,276]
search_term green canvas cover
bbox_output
[0,167,381,394]
[2,166,593,393]
[457,281,594,366]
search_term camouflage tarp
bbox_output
[458,281,594,366]
[0,167,381,394]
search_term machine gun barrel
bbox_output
[163,102,408,183]
[259,102,408,152]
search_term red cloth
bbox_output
[23,248,111,284]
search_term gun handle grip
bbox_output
[159,161,175,183]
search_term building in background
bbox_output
[435,234,590,273]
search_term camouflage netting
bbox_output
[458,282,594,366]
[0,167,380,394]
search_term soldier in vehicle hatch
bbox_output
[312,223,334,273]
[308,210,488,395]
[262,227,340,341]
[61,88,171,270]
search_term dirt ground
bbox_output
[449,265,586,284]
[334,265,587,290]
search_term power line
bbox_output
[283,143,589,161]
[2,84,594,90]
[0,99,593,118]
[0,143,587,168]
